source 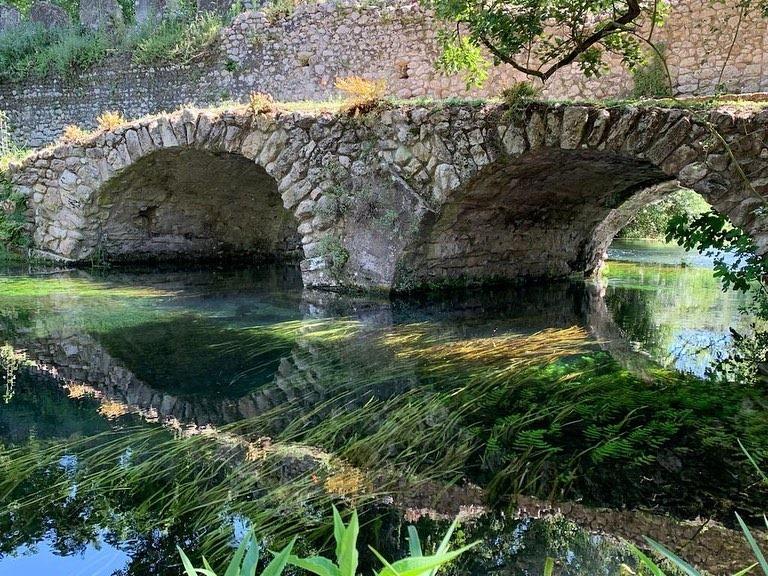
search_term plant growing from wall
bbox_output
[423,0,666,87]
[631,44,673,98]
[0,22,108,81]
[335,76,387,116]
[130,4,224,65]
[318,235,349,279]
[248,91,277,115]
[0,161,30,254]
[95,110,126,131]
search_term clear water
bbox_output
[0,242,763,575]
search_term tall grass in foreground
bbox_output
[179,509,477,576]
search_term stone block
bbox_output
[29,1,70,28]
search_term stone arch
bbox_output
[91,147,302,262]
[11,108,315,265]
[393,103,768,289]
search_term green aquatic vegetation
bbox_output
[179,531,295,576]
[0,276,175,299]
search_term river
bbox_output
[0,239,764,576]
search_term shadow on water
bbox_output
[0,256,764,575]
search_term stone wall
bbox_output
[1,0,767,148]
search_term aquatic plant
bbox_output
[179,531,295,576]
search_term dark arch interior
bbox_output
[95,148,303,262]
[399,148,673,286]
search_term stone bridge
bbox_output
[8,102,768,291]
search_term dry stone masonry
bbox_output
[2,0,768,147]
[8,101,768,292]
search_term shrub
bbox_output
[96,110,126,131]
[0,174,29,251]
[334,76,387,115]
[0,22,107,81]
[632,45,672,99]
[131,9,224,65]
[61,124,91,142]
[500,81,541,114]
[248,91,276,115]
[178,507,476,576]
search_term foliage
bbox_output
[666,205,768,384]
[248,92,277,115]
[0,21,107,81]
[178,508,475,576]
[632,44,672,98]
[334,76,387,115]
[95,110,126,131]
[500,81,541,114]
[0,172,29,251]
[179,531,295,576]
[61,123,91,142]
[619,189,709,240]
[131,8,224,65]
[424,0,659,86]
[318,235,350,278]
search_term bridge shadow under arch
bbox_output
[93,147,303,263]
[397,147,681,287]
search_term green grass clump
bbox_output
[0,21,107,81]
[131,9,224,65]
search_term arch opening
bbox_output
[92,148,303,263]
[398,148,674,287]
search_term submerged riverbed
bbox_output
[0,240,765,575]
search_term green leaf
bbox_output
[287,555,341,576]
[644,538,701,576]
[736,512,768,575]
[370,546,401,576]
[627,544,666,576]
[240,533,260,576]
[333,505,345,562]
[435,518,459,556]
[734,563,760,576]
[178,546,204,576]
[262,538,296,576]
[543,557,554,576]
[338,509,359,576]
[224,534,251,576]
[376,543,478,576]
[407,526,423,558]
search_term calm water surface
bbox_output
[0,240,764,575]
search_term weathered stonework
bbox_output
[2,0,768,148]
[8,101,768,291]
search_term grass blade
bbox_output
[644,538,701,576]
[736,512,768,575]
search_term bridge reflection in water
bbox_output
[0,262,763,575]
